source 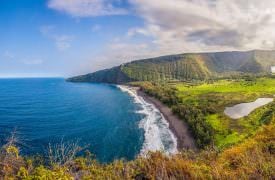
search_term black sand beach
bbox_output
[136,88,197,151]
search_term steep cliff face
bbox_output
[68,50,275,83]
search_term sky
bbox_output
[1,0,275,77]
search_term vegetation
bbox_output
[68,50,275,84]
[45,50,275,178]
[1,118,274,179]
[132,77,275,149]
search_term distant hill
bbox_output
[68,50,275,83]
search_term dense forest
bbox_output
[68,50,275,83]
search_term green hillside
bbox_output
[68,50,275,83]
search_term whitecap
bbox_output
[117,85,178,155]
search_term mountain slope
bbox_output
[68,50,275,83]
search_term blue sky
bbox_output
[1,0,275,77]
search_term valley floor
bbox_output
[132,76,275,149]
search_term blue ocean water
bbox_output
[0,78,145,162]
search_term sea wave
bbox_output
[117,85,178,155]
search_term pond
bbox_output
[224,98,273,119]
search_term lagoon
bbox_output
[224,98,273,119]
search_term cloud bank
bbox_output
[129,0,275,53]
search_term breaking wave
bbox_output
[117,85,178,155]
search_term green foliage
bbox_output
[205,114,227,132]
[172,105,214,148]
[121,54,212,82]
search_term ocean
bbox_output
[0,78,177,162]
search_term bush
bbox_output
[172,105,214,148]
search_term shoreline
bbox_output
[136,89,197,151]
[118,84,197,151]
[117,85,178,154]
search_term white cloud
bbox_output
[48,0,127,17]
[40,25,74,51]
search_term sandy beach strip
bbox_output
[136,88,197,151]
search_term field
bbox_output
[133,77,275,149]
[174,77,275,148]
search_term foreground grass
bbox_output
[1,119,274,179]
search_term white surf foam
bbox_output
[117,85,178,156]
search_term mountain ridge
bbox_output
[68,50,275,83]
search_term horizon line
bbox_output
[0,76,65,79]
